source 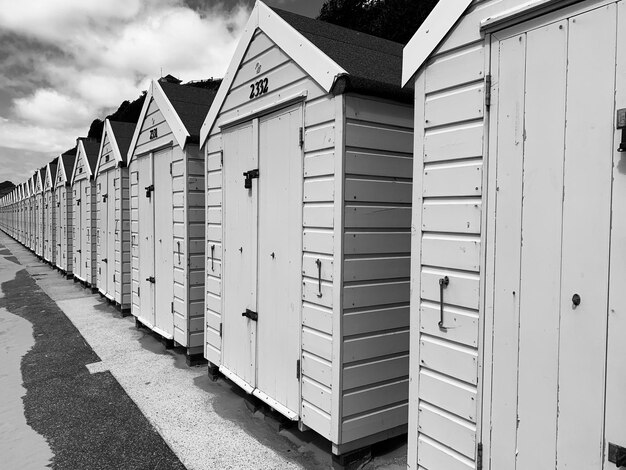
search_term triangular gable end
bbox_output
[126,80,190,164]
[55,157,68,189]
[44,163,54,191]
[35,170,44,194]
[71,140,92,185]
[199,0,346,145]
[401,0,473,86]
[95,119,124,176]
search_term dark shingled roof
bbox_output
[109,121,136,164]
[271,7,412,102]
[61,147,77,182]
[49,158,58,184]
[159,81,218,141]
[81,138,101,174]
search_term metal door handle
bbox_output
[316,259,322,298]
[242,309,258,321]
[211,244,215,271]
[438,276,450,330]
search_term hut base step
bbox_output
[207,362,220,381]
[332,447,372,470]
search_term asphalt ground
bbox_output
[0,232,407,470]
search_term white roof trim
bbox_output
[95,119,124,176]
[44,162,54,192]
[480,0,572,31]
[55,155,69,189]
[199,0,347,146]
[127,79,190,164]
[402,0,473,86]
[70,139,93,185]
[35,169,44,194]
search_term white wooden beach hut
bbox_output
[127,76,217,361]
[34,168,45,258]
[16,183,24,244]
[54,147,77,275]
[71,138,100,287]
[402,1,626,469]
[25,177,35,251]
[43,158,58,264]
[199,2,414,458]
[95,119,136,312]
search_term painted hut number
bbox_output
[149,128,158,140]
[249,78,269,99]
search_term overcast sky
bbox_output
[0,0,325,185]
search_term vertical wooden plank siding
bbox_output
[117,167,131,308]
[130,164,140,314]
[172,145,188,347]
[204,31,333,438]
[340,95,413,445]
[605,1,626,464]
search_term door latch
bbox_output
[438,276,450,331]
[609,443,626,467]
[103,194,108,202]
[242,309,258,321]
[243,169,259,189]
[102,258,108,263]
[146,276,155,284]
[145,184,154,198]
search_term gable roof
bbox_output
[56,147,77,187]
[95,119,137,174]
[200,1,408,145]
[71,138,100,183]
[402,0,474,86]
[127,79,218,162]
[45,158,58,190]
[37,168,46,193]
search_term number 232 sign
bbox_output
[249,78,269,99]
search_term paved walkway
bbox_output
[0,232,406,469]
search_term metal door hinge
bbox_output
[296,359,301,380]
[169,162,173,175]
[171,301,174,313]
[477,442,483,470]
[299,127,304,148]
[485,75,492,108]
[138,286,140,297]
[219,322,222,338]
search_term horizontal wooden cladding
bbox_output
[344,205,411,229]
[343,378,408,416]
[343,305,409,337]
[302,350,332,388]
[417,434,475,470]
[342,402,407,444]
[343,280,409,309]
[419,401,476,460]
[302,401,331,440]
[344,231,410,255]
[420,334,478,385]
[419,369,477,422]
[304,151,334,178]
[305,96,335,128]
[343,329,409,363]
[345,121,413,154]
[420,301,478,348]
[302,302,332,335]
[425,82,484,129]
[421,234,480,272]
[344,178,412,204]
[345,151,413,179]
[343,256,410,282]
[422,199,481,234]
[303,228,333,255]
[423,160,482,197]
[421,267,479,310]
[303,254,333,281]
[302,325,332,362]
[425,43,484,94]
[302,278,333,308]
[242,31,273,64]
[345,95,413,130]
[305,123,335,153]
[304,177,334,202]
[232,44,289,90]
[303,203,334,228]
[302,376,331,414]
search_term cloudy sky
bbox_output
[0,0,325,185]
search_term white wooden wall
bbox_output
[117,167,131,309]
[339,95,413,446]
[204,30,335,439]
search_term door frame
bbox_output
[481,1,615,467]
[220,101,305,420]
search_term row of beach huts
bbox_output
[1,1,625,469]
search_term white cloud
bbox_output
[0,0,250,160]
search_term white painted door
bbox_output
[106,171,116,297]
[153,148,173,337]
[98,177,108,293]
[137,155,155,326]
[222,121,257,390]
[255,106,302,418]
[490,5,616,469]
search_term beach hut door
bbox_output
[489,7,615,469]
